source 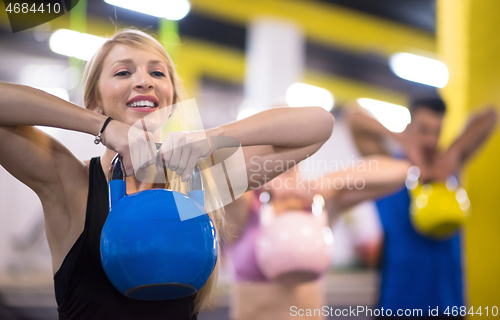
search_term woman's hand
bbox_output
[156,130,212,182]
[100,120,156,176]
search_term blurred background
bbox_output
[1,0,499,319]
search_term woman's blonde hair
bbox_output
[82,28,225,315]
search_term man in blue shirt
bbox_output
[348,98,497,319]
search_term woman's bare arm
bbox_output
[0,82,106,193]
[0,82,141,193]
[317,156,410,216]
[208,106,335,191]
[0,82,156,271]
[0,82,104,133]
[221,191,254,245]
[0,82,111,271]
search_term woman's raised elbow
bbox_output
[312,106,335,143]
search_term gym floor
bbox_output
[0,270,376,320]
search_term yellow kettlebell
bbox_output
[406,166,471,239]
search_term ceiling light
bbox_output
[286,83,334,112]
[50,29,106,61]
[389,52,449,88]
[357,98,411,133]
[104,0,190,20]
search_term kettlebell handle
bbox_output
[109,143,203,192]
[406,166,459,191]
[110,154,126,182]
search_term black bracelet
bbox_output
[94,117,113,145]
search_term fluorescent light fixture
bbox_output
[357,98,411,133]
[286,83,334,111]
[104,0,190,20]
[237,107,259,120]
[50,29,106,61]
[389,53,449,88]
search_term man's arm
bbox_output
[346,106,429,175]
[346,107,397,157]
[449,108,498,165]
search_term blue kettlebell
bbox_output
[100,151,218,300]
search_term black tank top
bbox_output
[54,157,197,319]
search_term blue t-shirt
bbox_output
[375,187,464,316]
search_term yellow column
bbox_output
[438,0,500,312]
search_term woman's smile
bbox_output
[126,94,160,113]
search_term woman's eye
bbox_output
[151,71,166,77]
[115,71,130,76]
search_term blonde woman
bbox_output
[0,29,333,319]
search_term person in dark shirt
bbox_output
[0,29,334,319]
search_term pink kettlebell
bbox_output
[255,207,334,284]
